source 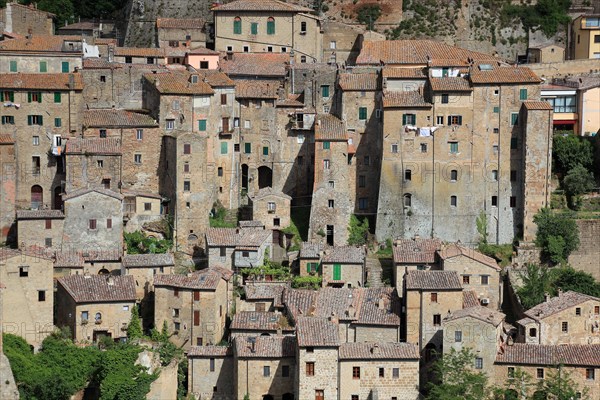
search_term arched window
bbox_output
[95,312,102,323]
[233,17,242,34]
[267,17,275,35]
[404,193,412,207]
[31,185,43,209]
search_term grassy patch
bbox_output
[209,202,237,228]
[290,205,311,241]
[478,243,513,267]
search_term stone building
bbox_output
[298,242,322,278]
[121,253,175,300]
[0,3,54,36]
[241,281,288,312]
[121,190,164,233]
[230,310,294,338]
[16,209,65,250]
[0,73,83,210]
[516,291,600,345]
[185,46,221,70]
[153,267,232,349]
[156,18,206,49]
[250,187,291,230]
[187,345,234,400]
[212,0,322,63]
[65,137,122,192]
[0,35,84,73]
[392,238,442,292]
[113,47,166,65]
[56,274,136,342]
[220,52,289,81]
[53,249,122,277]
[319,246,365,288]
[0,134,16,243]
[0,249,54,349]
[527,43,565,63]
[205,227,272,270]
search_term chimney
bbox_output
[226,51,234,61]
[329,311,338,324]
[544,293,550,302]
[106,276,114,285]
[378,298,385,310]
[371,344,380,355]
[68,73,75,90]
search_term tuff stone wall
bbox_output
[0,142,16,243]
[526,59,600,79]
[568,219,600,281]
[189,355,235,400]
[297,347,339,400]
[234,356,295,399]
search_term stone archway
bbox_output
[258,166,272,189]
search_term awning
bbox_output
[553,120,576,125]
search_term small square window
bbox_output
[586,368,595,380]
[136,129,143,140]
[184,181,191,191]
[393,368,399,378]
[134,154,142,164]
[19,266,29,277]
[144,203,152,211]
[537,368,544,379]
[107,218,112,229]
[433,314,441,326]
[263,366,270,377]
[562,321,568,332]
[352,366,360,379]
[99,129,107,138]
[89,219,97,230]
[38,290,46,302]
[379,368,384,378]
[576,307,581,316]
[420,143,427,153]
[391,143,398,153]
[463,275,470,284]
[282,365,290,377]
[475,358,483,369]
[455,331,462,342]
[493,128,499,134]
[441,94,449,104]
[45,238,52,247]
[492,196,498,207]
[328,199,334,208]
[481,275,489,285]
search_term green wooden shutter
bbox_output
[198,119,207,131]
[321,85,329,98]
[55,118,61,127]
[263,146,269,156]
[333,264,341,280]
[39,61,47,72]
[9,60,17,72]
[38,116,43,125]
[402,114,407,125]
[267,19,275,35]
[493,106,499,113]
[54,92,61,103]
[244,143,251,153]
[27,115,33,125]
[62,61,69,73]
[9,92,14,102]
[251,23,258,35]
[359,107,367,120]
[511,113,519,125]
[221,142,228,154]
[519,88,527,100]
[28,92,32,103]
[38,93,42,103]
[323,141,330,150]
[233,19,241,34]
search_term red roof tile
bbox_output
[244,283,288,307]
[58,275,136,303]
[524,291,600,321]
[356,288,401,326]
[382,90,431,108]
[156,18,205,29]
[405,270,462,291]
[114,47,165,57]
[469,65,542,84]
[235,335,296,358]
[393,238,442,264]
[219,52,288,77]
[0,134,15,144]
[463,290,480,308]
[429,77,472,92]
[154,267,229,290]
[296,316,340,347]
[0,73,83,90]
[438,244,500,271]
[382,67,427,79]
[65,137,122,155]
[0,35,82,53]
[321,246,365,264]
[230,311,293,331]
[83,109,157,128]
[144,72,214,95]
[339,73,380,91]
[212,0,313,13]
[54,251,85,268]
[188,46,220,55]
[315,114,346,141]
[299,242,322,259]
[522,101,553,110]
[235,80,280,99]
[496,344,600,367]
[188,345,231,357]
[339,342,419,360]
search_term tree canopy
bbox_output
[533,208,579,264]
[347,214,370,246]
[502,0,572,38]
[553,134,594,175]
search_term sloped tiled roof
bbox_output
[315,114,346,141]
[338,73,380,91]
[356,288,401,326]
[230,311,292,331]
[444,306,505,326]
[405,270,462,291]
[212,0,313,13]
[0,248,54,262]
[16,209,64,219]
[219,53,288,77]
[58,275,136,303]
[251,187,291,200]
[382,67,427,79]
[195,70,235,87]
[524,291,600,321]
[236,229,272,250]
[0,73,83,90]
[114,47,165,57]
[83,109,157,128]
[339,342,419,360]
[235,80,279,99]
[62,187,123,201]
[205,228,239,247]
[496,344,600,366]
[154,267,229,290]
[522,101,553,110]
[156,18,204,29]
[393,238,442,264]
[321,246,365,264]
[144,72,214,95]
[438,244,500,271]
[245,283,288,307]
[463,290,480,308]
[188,345,231,357]
[469,65,542,84]
[276,93,304,107]
[122,253,174,268]
[238,220,265,228]
[313,288,362,320]
[299,242,322,259]
[188,46,220,55]
[235,335,296,358]
[283,288,317,321]
[0,134,14,144]
[357,40,499,65]
[429,77,472,92]
[0,35,82,53]
[296,316,340,347]
[382,90,431,108]
[54,251,85,268]
[65,137,122,155]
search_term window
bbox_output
[511,137,518,150]
[263,365,270,377]
[420,143,427,153]
[404,169,412,181]
[431,292,438,302]
[379,367,385,377]
[448,115,462,125]
[107,218,112,229]
[32,135,39,145]
[511,113,519,126]
[393,368,399,378]
[166,119,175,130]
[436,115,444,125]
[244,143,251,154]
[267,46,273,52]
[510,196,517,208]
[134,154,142,164]
[19,266,29,277]
[217,167,223,177]
[537,368,544,379]
[450,169,458,181]
[547,96,576,113]
[323,141,330,150]
[352,396,358,400]
[281,47,287,53]
[38,290,46,301]
[510,170,517,182]
[315,390,324,400]
[328,180,335,188]
[562,321,568,332]
[123,305,129,311]
[88,219,97,230]
[100,75,106,82]
[450,195,457,207]
[529,328,537,337]
[449,141,459,154]
[300,55,307,63]
[359,175,366,187]
[81,311,88,321]
[45,219,52,229]
[352,366,360,379]
[519,88,528,100]
[493,106,499,113]
[463,275,470,284]
[391,143,399,153]
[492,170,498,181]
[39,61,47,72]
[208,358,215,372]
[359,198,368,210]
[441,93,449,104]
[250,22,258,35]
[263,146,270,156]
[99,129,107,138]
[124,56,132,63]
[586,368,595,380]
[455,330,462,342]
[595,306,599,315]
[359,107,368,120]
[233,17,242,34]
[402,113,416,125]
[404,194,412,207]
[364,156,370,166]
[62,61,69,73]
[55,118,61,127]
[481,275,489,285]
[1,116,14,125]
[53,92,62,103]
[596,34,600,43]
[28,92,42,103]
[475,358,483,369]
[508,367,515,378]
[267,17,275,35]
[306,362,315,376]
[328,199,334,208]
[183,163,190,173]
[136,129,143,140]
[32,156,40,174]
[433,314,441,326]
[182,181,191,193]
[9,60,17,72]
[184,144,191,154]
[323,159,330,169]
[300,21,307,33]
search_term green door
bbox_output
[333,264,341,280]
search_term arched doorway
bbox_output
[262,395,274,400]
[241,164,249,192]
[258,166,272,189]
[31,185,43,209]
[53,186,63,210]
[98,269,110,275]
[532,391,547,400]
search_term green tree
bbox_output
[426,348,492,400]
[553,134,594,174]
[503,0,572,38]
[533,208,579,264]
[127,305,143,340]
[492,367,534,400]
[537,365,590,399]
[562,164,595,209]
[357,5,382,30]
[347,215,369,245]
[124,231,172,254]
[550,267,600,297]
[517,264,553,309]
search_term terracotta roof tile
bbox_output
[144,72,214,95]
[82,59,170,70]
[114,47,165,57]
[276,93,304,107]
[16,209,64,219]
[54,251,85,268]
[463,290,480,308]
[438,244,500,271]
[0,35,82,53]
[382,67,427,79]
[213,0,313,13]
[236,229,272,250]
[444,306,505,326]
[154,267,229,290]
[188,46,220,55]
[0,248,54,262]
[196,70,235,87]
[83,109,157,127]
[469,65,542,84]
[314,288,362,320]
[299,242,322,259]
[315,114,346,141]
[238,220,265,228]
[283,288,317,321]
[524,291,600,321]
[235,80,280,99]
[496,344,600,367]
[356,288,401,326]
[321,246,365,264]
[81,249,122,262]
[405,270,462,291]
[296,316,340,347]
[219,53,288,77]
[244,283,288,307]
[0,134,14,144]
[205,228,239,247]
[230,311,293,331]
[338,73,380,91]
[522,101,553,110]
[382,90,431,108]
[357,40,499,65]
[188,345,232,357]
[62,187,123,201]
[65,137,122,155]
[252,187,292,201]
[339,342,419,360]
[156,18,205,29]
[122,253,175,268]
[0,73,83,90]
[429,77,472,91]
[235,335,296,358]
[58,275,136,303]
[393,238,442,264]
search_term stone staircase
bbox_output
[366,255,384,288]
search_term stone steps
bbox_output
[366,256,384,288]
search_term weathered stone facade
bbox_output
[16,209,65,250]
[0,2,54,36]
[188,346,234,400]
[0,136,16,243]
[250,187,291,230]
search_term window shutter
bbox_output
[198,119,207,131]
[62,61,69,73]
[9,92,14,102]
[27,115,32,125]
[28,92,32,103]
[38,93,42,103]
[221,142,228,154]
[54,92,61,103]
[39,116,43,125]
[447,116,452,125]
[402,114,407,125]
[458,116,462,125]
